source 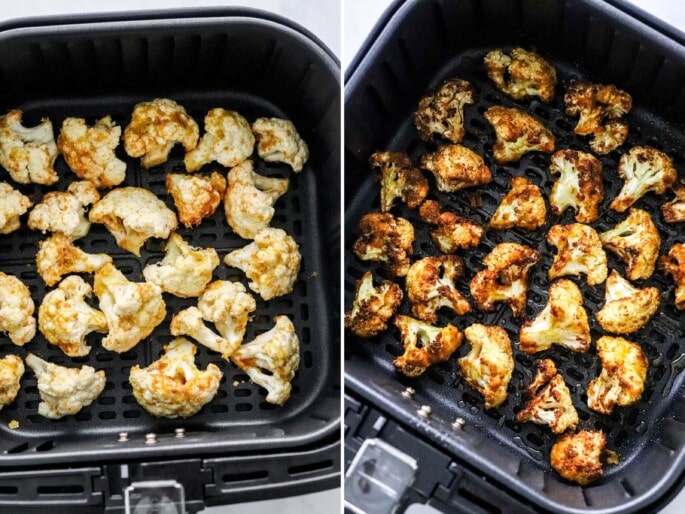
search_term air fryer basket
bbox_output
[345,0,685,512]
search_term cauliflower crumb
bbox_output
[484,106,555,163]
[35,233,112,286]
[551,430,606,486]
[8,420,19,429]
[484,48,557,102]
[596,270,660,335]
[547,223,607,285]
[0,181,32,234]
[660,243,685,310]
[198,280,257,347]
[420,144,491,192]
[549,149,603,223]
[0,272,36,346]
[252,117,309,172]
[662,183,685,223]
[369,151,428,212]
[489,176,546,230]
[166,172,226,228]
[352,212,414,277]
[393,315,462,377]
[0,355,24,410]
[345,271,402,338]
[28,180,100,240]
[413,78,475,143]
[419,200,483,253]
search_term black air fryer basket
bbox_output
[344,0,685,512]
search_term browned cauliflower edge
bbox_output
[551,430,606,486]
[596,270,660,335]
[369,151,428,212]
[549,149,603,223]
[344,271,403,338]
[547,223,607,285]
[352,212,414,277]
[420,144,491,192]
[484,106,555,164]
[662,183,685,223]
[484,48,557,102]
[489,176,546,230]
[413,78,475,143]
[661,243,685,310]
[419,200,483,253]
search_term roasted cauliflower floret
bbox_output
[94,263,166,353]
[88,187,178,256]
[662,183,685,223]
[0,355,24,410]
[35,233,112,287]
[549,149,603,223]
[57,116,126,188]
[484,106,555,164]
[0,272,36,346]
[660,243,685,310]
[232,316,300,405]
[252,117,309,172]
[171,307,237,358]
[224,227,301,300]
[551,430,606,486]
[129,338,222,418]
[28,180,100,240]
[166,172,226,228]
[490,176,546,230]
[596,270,660,335]
[0,181,32,234]
[25,353,105,419]
[484,48,557,102]
[352,212,414,277]
[197,280,256,345]
[345,272,403,338]
[413,78,475,143]
[587,336,647,415]
[470,243,540,318]
[0,110,58,185]
[420,144,491,192]
[38,276,108,357]
[547,223,607,285]
[419,200,483,253]
[369,151,428,212]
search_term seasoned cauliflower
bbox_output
[662,183,685,223]
[489,176,546,230]
[549,149,603,223]
[393,315,462,377]
[519,279,590,354]
[420,144,491,192]
[470,242,540,318]
[0,272,36,346]
[0,354,24,410]
[28,180,100,240]
[352,212,414,277]
[252,117,309,172]
[224,227,301,300]
[547,223,607,285]
[198,280,257,346]
[94,263,166,353]
[596,270,660,335]
[57,116,126,188]
[0,110,58,185]
[123,98,199,168]
[170,307,237,358]
[38,276,108,357]
[129,338,222,418]
[232,316,300,405]
[484,48,557,102]
[166,172,226,228]
[660,243,685,310]
[88,187,178,256]
[413,78,475,143]
[551,430,606,486]
[36,233,112,286]
[458,324,514,409]
[484,106,555,163]
[224,160,289,239]
[369,151,428,212]
[419,200,483,253]
[345,271,403,338]
[25,353,105,419]
[0,181,32,234]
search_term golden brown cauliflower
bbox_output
[36,233,112,287]
[413,78,475,143]
[484,48,557,102]
[489,176,546,230]
[660,243,685,310]
[596,270,660,335]
[352,212,414,277]
[166,172,226,228]
[197,280,257,347]
[369,151,428,212]
[0,272,36,346]
[170,307,237,358]
[547,223,607,285]
[252,117,309,172]
[549,149,603,223]
[551,430,606,486]
[0,181,32,234]
[345,271,403,338]
[28,180,100,240]
[420,144,491,192]
[419,200,483,253]
[0,354,24,410]
[483,106,555,164]
[662,183,685,223]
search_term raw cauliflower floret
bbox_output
[551,430,606,486]
[225,227,301,300]
[369,151,428,212]
[28,180,100,240]
[610,146,677,212]
[252,117,309,172]
[490,176,546,230]
[171,307,237,358]
[123,98,199,168]
[232,316,300,405]
[25,353,105,419]
[36,233,112,286]
[519,279,591,354]
[94,262,166,353]
[660,243,685,310]
[419,200,483,253]
[0,272,36,346]
[0,181,32,234]
[484,106,555,164]
[484,48,557,102]
[420,144,491,192]
[458,324,514,409]
[185,108,254,172]
[57,116,126,188]
[88,187,178,256]
[166,172,226,228]
[587,336,647,415]
[0,110,58,185]
[129,338,222,418]
[352,212,414,277]
[470,242,540,318]
[596,270,660,335]
[224,160,289,239]
[547,223,608,285]
[38,275,108,357]
[0,354,24,410]
[393,315,462,377]
[406,255,471,322]
[549,149,603,223]
[198,280,257,346]
[413,78,475,143]
[345,271,403,338]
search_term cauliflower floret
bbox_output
[352,212,414,277]
[660,243,685,310]
[252,117,309,172]
[484,48,557,102]
[547,223,607,285]
[662,183,685,223]
[25,353,105,419]
[596,270,660,335]
[519,279,590,354]
[419,200,483,253]
[57,116,126,188]
[516,359,578,433]
[369,151,428,212]
[484,106,555,164]
[224,160,289,239]
[123,98,199,168]
[166,172,226,228]
[420,144,491,192]
[489,176,546,230]
[185,108,254,172]
[406,255,471,322]
[0,181,32,234]
[224,227,301,300]
[129,337,222,418]
[36,233,112,286]
[0,355,24,410]
[549,149,603,223]
[38,276,108,357]
[551,430,606,486]
[458,324,514,409]
[345,271,403,338]
[88,187,178,256]
[94,262,166,353]
[392,315,462,378]
[28,180,100,240]
[0,110,58,185]
[198,280,257,345]
[413,78,475,143]
[0,272,36,346]
[610,146,677,212]
[470,242,540,318]
[587,336,647,415]
[232,316,300,405]
[171,307,237,358]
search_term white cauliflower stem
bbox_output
[0,181,32,234]
[170,306,237,358]
[36,233,112,286]
[198,280,257,347]
[28,180,100,240]
[252,117,309,172]
[596,270,660,335]
[0,354,24,409]
[0,272,36,346]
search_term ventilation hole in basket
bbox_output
[505,419,522,433]
[120,351,139,361]
[6,442,29,454]
[75,411,91,422]
[210,404,228,413]
[222,470,268,483]
[303,351,313,369]
[25,400,40,409]
[20,270,37,280]
[234,389,251,397]
[573,353,592,369]
[198,233,218,244]
[98,396,115,406]
[96,353,114,362]
[104,382,116,391]
[0,486,18,495]
[34,440,54,452]
[259,402,277,410]
[300,303,309,320]
[526,433,544,447]
[293,220,302,236]
[20,242,37,253]
[428,370,445,385]
[385,344,402,357]
[462,391,480,406]
[567,368,584,382]
[288,459,333,476]
[0,244,11,254]
[121,395,136,404]
[37,484,84,495]
[99,411,116,420]
[235,403,252,412]
[123,410,141,418]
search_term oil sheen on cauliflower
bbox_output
[198,280,257,347]
[0,181,32,234]
[171,306,237,359]
[345,271,403,338]
[166,172,226,228]
[551,430,606,486]
[489,176,546,230]
[484,48,557,102]
[352,212,414,277]
[547,223,607,285]
[484,106,555,163]
[596,270,660,335]
[419,200,483,253]
[662,183,685,223]
[369,151,428,212]
[28,180,100,240]
[420,144,491,192]
[660,243,685,310]
[413,78,475,143]
[252,117,309,172]
[0,354,24,410]
[35,233,112,287]
[549,149,603,223]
